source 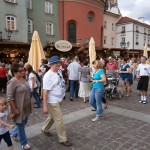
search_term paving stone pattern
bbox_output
[28,113,150,150]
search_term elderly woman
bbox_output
[89,60,106,122]
[7,63,31,150]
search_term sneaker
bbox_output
[70,97,73,101]
[139,100,143,103]
[22,144,31,150]
[142,101,147,104]
[92,116,101,122]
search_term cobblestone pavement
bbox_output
[1,81,150,149]
[28,113,150,150]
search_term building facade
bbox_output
[27,0,60,46]
[0,0,60,46]
[59,0,105,47]
[0,0,28,43]
[116,17,150,51]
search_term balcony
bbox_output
[136,42,139,45]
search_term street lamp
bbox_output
[120,41,130,49]
[0,29,12,42]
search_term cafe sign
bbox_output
[55,40,72,52]
[113,51,120,56]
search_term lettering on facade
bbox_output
[55,40,72,52]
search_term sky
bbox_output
[118,0,150,24]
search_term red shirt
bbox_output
[106,62,118,71]
[0,67,8,78]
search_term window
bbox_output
[27,0,32,9]
[111,37,115,45]
[112,23,115,31]
[148,30,150,35]
[87,11,94,23]
[122,37,125,42]
[144,36,146,45]
[136,26,139,32]
[28,19,33,33]
[68,22,76,43]
[5,0,16,3]
[121,26,125,33]
[148,37,150,44]
[104,36,107,44]
[136,35,139,45]
[144,28,147,34]
[46,22,53,35]
[6,16,16,30]
[104,21,107,29]
[45,1,53,14]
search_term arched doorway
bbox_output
[68,22,76,43]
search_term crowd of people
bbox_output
[0,55,150,149]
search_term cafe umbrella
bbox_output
[28,31,45,73]
[89,37,96,67]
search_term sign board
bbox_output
[55,40,72,52]
[113,51,120,56]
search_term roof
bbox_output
[117,16,150,28]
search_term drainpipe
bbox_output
[133,22,135,49]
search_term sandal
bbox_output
[12,136,18,142]
[22,144,31,150]
[41,129,52,136]
[61,140,72,146]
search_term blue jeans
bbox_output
[70,80,79,97]
[31,87,41,107]
[16,117,28,146]
[11,126,18,138]
[89,88,104,116]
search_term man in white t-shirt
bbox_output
[67,56,81,101]
[42,56,72,146]
[137,56,150,104]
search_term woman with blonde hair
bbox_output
[89,60,106,122]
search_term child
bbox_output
[0,98,14,150]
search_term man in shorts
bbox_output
[137,56,150,104]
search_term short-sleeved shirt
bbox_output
[79,66,91,83]
[119,64,130,79]
[106,62,118,71]
[0,110,8,135]
[7,78,31,123]
[43,70,65,103]
[136,63,150,76]
[93,69,105,89]
[27,73,37,89]
[67,61,81,80]
[0,67,7,78]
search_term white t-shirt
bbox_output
[137,63,150,76]
[0,110,9,135]
[67,61,81,80]
[28,73,37,89]
[43,70,65,103]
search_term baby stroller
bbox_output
[105,73,121,100]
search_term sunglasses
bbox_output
[17,69,25,73]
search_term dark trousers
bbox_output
[0,131,12,147]
[70,80,79,98]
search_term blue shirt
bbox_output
[119,64,130,79]
[93,69,104,89]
